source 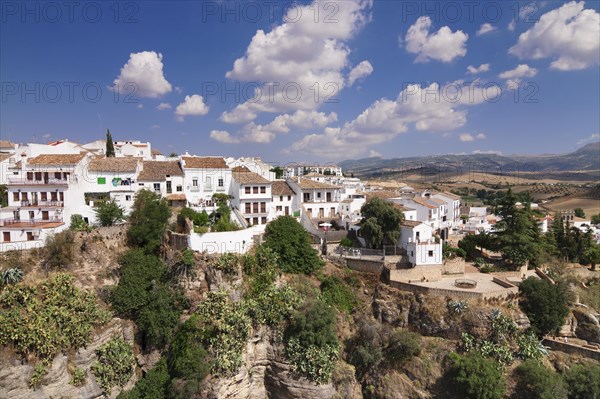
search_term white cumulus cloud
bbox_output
[210,130,241,144]
[156,102,171,110]
[460,133,486,142]
[499,64,538,88]
[577,133,600,145]
[466,63,490,74]
[348,60,374,86]
[403,16,468,63]
[476,23,497,36]
[509,1,600,71]
[175,95,209,121]
[221,0,372,124]
[289,82,487,158]
[112,51,172,98]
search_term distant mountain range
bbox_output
[339,143,600,181]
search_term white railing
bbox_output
[8,178,68,185]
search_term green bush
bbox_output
[447,353,506,399]
[340,237,353,248]
[44,229,75,270]
[70,367,86,387]
[194,291,252,376]
[284,299,339,383]
[117,358,170,399]
[110,249,183,349]
[91,336,135,395]
[384,330,421,368]
[166,319,211,398]
[1,267,24,285]
[127,190,171,254]
[0,273,107,364]
[70,214,90,231]
[215,253,240,274]
[264,216,323,274]
[519,277,569,337]
[514,360,567,399]
[178,207,208,228]
[564,363,600,399]
[95,199,125,226]
[320,276,357,314]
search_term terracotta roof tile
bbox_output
[0,140,14,148]
[166,194,187,201]
[289,177,340,190]
[272,181,295,196]
[182,156,228,169]
[231,165,251,172]
[364,190,399,201]
[233,171,270,184]
[401,220,424,227]
[88,157,139,173]
[410,197,437,209]
[138,161,183,181]
[27,153,86,166]
[0,153,11,163]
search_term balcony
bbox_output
[14,201,64,208]
[0,217,64,228]
[8,178,68,186]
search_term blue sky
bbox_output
[1,0,599,163]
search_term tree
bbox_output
[95,199,125,226]
[110,249,183,349]
[447,353,506,399]
[264,216,323,274]
[493,188,541,266]
[168,152,178,157]
[270,166,284,179]
[70,214,90,231]
[583,245,600,270]
[519,277,569,337]
[359,198,404,248]
[44,229,75,270]
[591,213,600,225]
[106,129,115,157]
[514,360,567,399]
[127,190,171,253]
[564,362,600,399]
[574,208,585,218]
[0,184,7,207]
[117,359,170,399]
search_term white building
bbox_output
[399,220,443,266]
[284,163,343,178]
[230,170,272,227]
[271,181,296,219]
[226,157,275,181]
[432,191,461,228]
[288,177,341,220]
[136,160,185,204]
[181,157,231,211]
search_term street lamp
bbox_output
[319,222,332,255]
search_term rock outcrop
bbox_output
[0,318,136,399]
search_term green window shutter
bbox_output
[97,177,106,184]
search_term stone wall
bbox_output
[346,258,384,274]
[389,265,443,283]
[442,258,465,275]
[388,280,519,301]
[542,338,600,361]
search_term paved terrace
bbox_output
[408,272,509,293]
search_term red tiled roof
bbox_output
[272,181,295,196]
[27,153,86,166]
[182,156,228,169]
[138,161,183,181]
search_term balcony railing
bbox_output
[0,217,63,227]
[8,178,68,185]
[15,201,64,207]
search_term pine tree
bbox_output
[106,129,115,157]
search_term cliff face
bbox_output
[0,318,136,399]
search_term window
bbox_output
[218,178,224,187]
[260,186,266,194]
[29,211,34,220]
[166,181,172,193]
[246,218,250,225]
[139,183,145,186]
[261,217,267,224]
[276,206,282,212]
[54,172,61,179]
[153,183,161,192]
[176,185,182,192]
[303,193,310,202]
[27,232,34,241]
[40,192,47,201]
[260,202,266,213]
[253,217,259,225]
[288,195,291,201]
[253,202,259,213]
[245,203,251,213]
[253,186,258,194]
[97,177,106,184]
[13,192,19,201]
[27,172,33,181]
[280,196,283,201]
[125,195,132,201]
[192,179,198,187]
[428,250,434,257]
[245,187,251,194]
